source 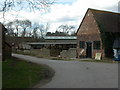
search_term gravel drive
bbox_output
[12,54,118,88]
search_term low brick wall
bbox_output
[77,48,104,59]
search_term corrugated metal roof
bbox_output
[27,42,77,45]
[44,36,77,40]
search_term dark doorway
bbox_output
[86,42,92,58]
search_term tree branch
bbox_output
[0,0,55,22]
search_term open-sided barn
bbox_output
[77,8,120,59]
[28,36,77,57]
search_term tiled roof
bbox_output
[90,8,120,32]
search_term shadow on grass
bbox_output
[2,56,55,88]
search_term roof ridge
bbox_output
[88,8,120,15]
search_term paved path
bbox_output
[13,54,118,88]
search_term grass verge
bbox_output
[2,56,54,88]
[14,52,119,63]
[78,58,119,63]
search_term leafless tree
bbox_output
[0,0,55,22]
[5,21,15,36]
[39,23,50,38]
[45,22,50,33]
[39,24,45,38]
[32,22,49,38]
[32,23,39,38]
[6,19,32,37]
[11,19,21,36]
[58,25,75,35]
[19,20,31,37]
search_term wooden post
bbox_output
[0,23,5,61]
[0,24,2,61]
[0,23,4,90]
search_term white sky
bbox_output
[0,0,119,32]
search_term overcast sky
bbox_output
[0,0,120,32]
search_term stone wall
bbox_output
[17,48,50,58]
[60,48,76,59]
[31,48,50,57]
[19,43,31,50]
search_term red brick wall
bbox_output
[77,42,104,58]
[93,49,104,58]
[77,10,105,58]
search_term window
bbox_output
[93,41,100,50]
[79,41,85,48]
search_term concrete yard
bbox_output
[13,54,118,88]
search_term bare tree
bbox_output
[45,22,50,34]
[33,27,38,38]
[7,19,22,37]
[58,25,75,35]
[32,23,39,38]
[39,24,44,38]
[19,20,31,37]
[32,22,49,38]
[5,19,29,37]
[13,19,20,36]
[58,25,68,33]
[5,21,15,36]
[5,20,50,38]
[0,0,55,22]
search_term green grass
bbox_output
[14,51,119,63]
[2,57,54,88]
[79,58,119,63]
[14,52,73,61]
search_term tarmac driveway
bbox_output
[12,54,118,88]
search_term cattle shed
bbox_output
[77,8,120,59]
[28,36,77,57]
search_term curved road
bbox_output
[13,54,118,88]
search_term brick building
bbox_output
[77,8,120,59]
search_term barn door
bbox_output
[86,42,92,58]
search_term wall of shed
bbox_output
[31,48,50,57]
[0,24,12,60]
[0,24,3,61]
[77,10,105,58]
[60,48,76,58]
[5,43,12,57]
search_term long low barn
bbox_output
[27,36,77,57]
[27,42,76,45]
